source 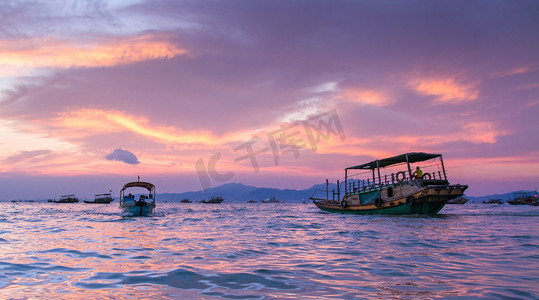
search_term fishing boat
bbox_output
[180,198,192,203]
[50,194,79,203]
[483,199,504,204]
[310,152,468,214]
[84,193,114,204]
[261,197,282,203]
[447,197,468,204]
[507,191,538,205]
[201,195,224,203]
[119,180,156,216]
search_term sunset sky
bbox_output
[0,0,538,199]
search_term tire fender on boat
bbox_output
[406,196,415,206]
[374,197,383,207]
[340,200,347,208]
[422,173,431,180]
[396,171,406,183]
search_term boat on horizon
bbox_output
[84,193,114,204]
[49,194,79,203]
[310,152,468,215]
[507,190,538,205]
[447,197,468,204]
[119,180,156,216]
[201,195,224,203]
[261,197,283,203]
[180,198,192,203]
[483,199,504,204]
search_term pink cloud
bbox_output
[408,77,479,103]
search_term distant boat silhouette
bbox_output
[201,195,224,203]
[50,194,79,203]
[261,197,282,203]
[84,193,114,204]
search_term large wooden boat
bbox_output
[49,194,79,203]
[507,191,538,205]
[310,152,467,215]
[84,193,114,204]
[119,180,156,216]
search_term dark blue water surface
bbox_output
[0,202,537,299]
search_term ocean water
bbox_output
[0,202,538,299]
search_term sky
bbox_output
[0,0,538,200]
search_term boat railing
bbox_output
[309,188,341,202]
[345,169,448,197]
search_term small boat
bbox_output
[310,152,468,215]
[447,197,468,204]
[247,200,257,203]
[50,194,79,203]
[483,199,504,204]
[201,195,224,203]
[261,197,282,203]
[507,191,538,205]
[180,198,192,203]
[84,193,114,204]
[119,180,156,216]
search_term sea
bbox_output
[0,202,538,299]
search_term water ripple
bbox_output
[0,202,537,298]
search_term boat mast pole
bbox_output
[344,168,348,196]
[376,160,381,188]
[406,153,412,181]
[439,155,447,180]
[326,179,329,201]
[372,168,376,189]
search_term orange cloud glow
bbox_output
[0,35,186,72]
[56,109,227,146]
[408,77,479,103]
[341,88,391,106]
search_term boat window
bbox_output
[387,186,394,197]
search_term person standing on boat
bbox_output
[413,166,423,179]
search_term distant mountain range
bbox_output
[466,190,537,203]
[158,182,340,203]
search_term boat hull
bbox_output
[314,198,447,215]
[84,200,114,204]
[120,204,155,216]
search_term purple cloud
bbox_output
[105,148,140,165]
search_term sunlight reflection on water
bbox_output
[0,202,538,298]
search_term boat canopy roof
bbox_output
[121,181,154,191]
[346,152,441,170]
